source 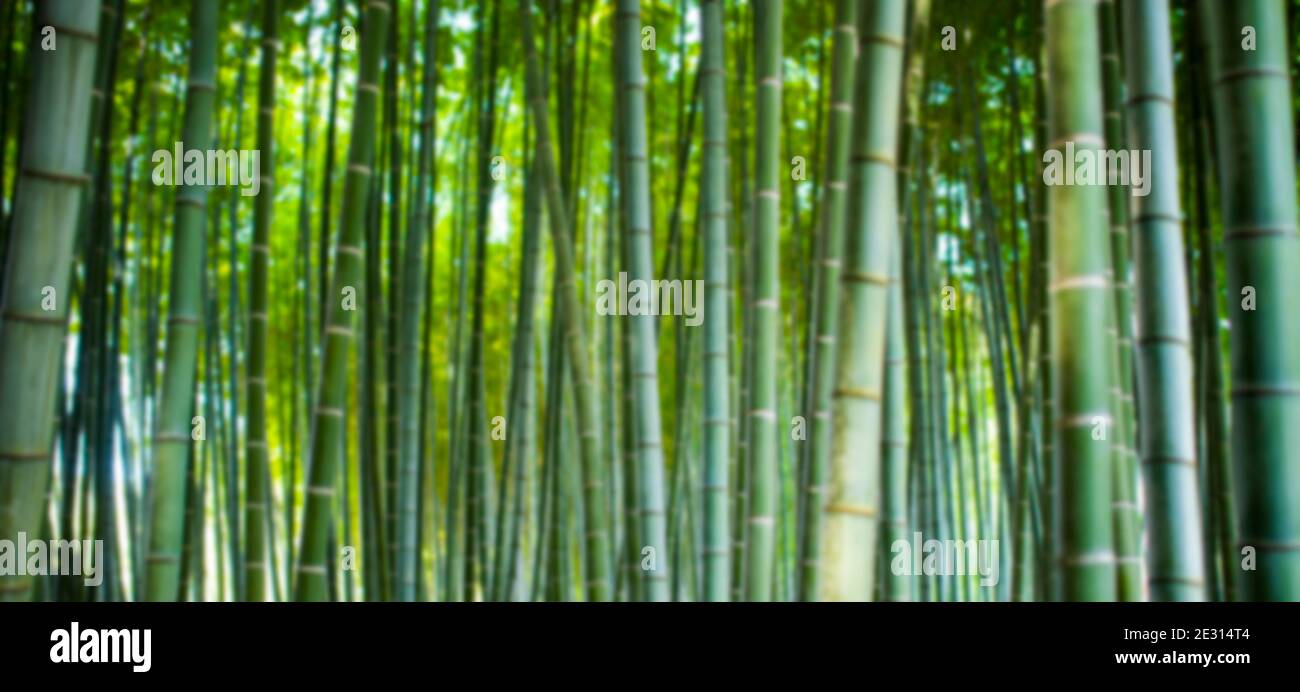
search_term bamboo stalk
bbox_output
[244,0,279,603]
[0,0,101,602]
[144,0,220,602]
[699,0,732,602]
[795,0,857,602]
[817,0,906,602]
[1043,0,1116,601]
[1121,0,1205,601]
[294,0,390,602]
[520,0,613,601]
[1098,0,1142,602]
[1200,0,1300,601]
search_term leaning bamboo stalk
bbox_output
[294,0,390,602]
[519,0,612,601]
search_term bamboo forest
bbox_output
[0,0,1297,605]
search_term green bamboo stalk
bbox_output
[1030,0,1055,602]
[553,369,577,602]
[923,176,950,602]
[1012,322,1042,600]
[963,82,1015,603]
[619,303,640,600]
[490,66,531,601]
[380,3,401,594]
[951,176,972,600]
[1200,0,1300,601]
[442,101,472,602]
[221,9,254,603]
[884,0,929,603]
[202,264,225,599]
[382,7,408,600]
[294,0,389,602]
[900,151,928,602]
[462,0,500,601]
[795,0,856,602]
[1097,0,1142,602]
[532,306,561,601]
[966,91,1020,518]
[667,226,701,601]
[613,0,671,602]
[493,81,541,604]
[293,0,319,604]
[1121,0,1205,601]
[879,230,909,601]
[202,9,253,598]
[87,0,127,605]
[1011,34,1050,586]
[699,0,732,602]
[144,0,219,602]
[244,0,279,603]
[1043,0,1116,601]
[946,239,971,601]
[418,204,439,600]
[1186,7,1235,599]
[0,0,101,602]
[955,240,990,556]
[520,0,612,601]
[1005,12,1033,362]
[729,7,752,601]
[901,129,933,602]
[132,73,165,600]
[395,0,439,603]
[362,134,390,601]
[817,0,905,602]
[109,20,152,603]
[739,0,782,603]
[317,0,344,362]
[915,167,941,602]
[601,101,624,601]
[59,0,121,604]
[614,126,640,599]
[179,424,204,600]
[444,2,471,601]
